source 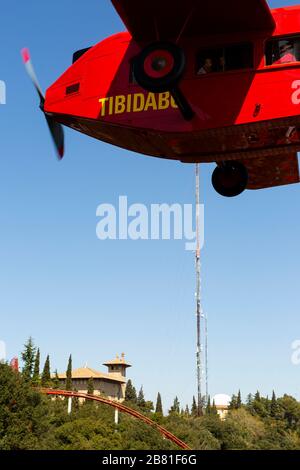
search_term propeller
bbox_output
[21,48,64,160]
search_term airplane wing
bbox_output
[111,0,275,44]
[244,154,300,190]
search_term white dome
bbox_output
[212,394,231,407]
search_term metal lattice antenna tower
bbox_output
[195,163,202,415]
[200,309,208,405]
[205,313,208,403]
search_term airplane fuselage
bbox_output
[44,6,300,165]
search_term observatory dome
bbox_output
[213,394,231,407]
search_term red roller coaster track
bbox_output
[40,389,191,450]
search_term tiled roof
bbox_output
[57,366,126,383]
[103,354,131,368]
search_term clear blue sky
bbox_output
[1,0,300,411]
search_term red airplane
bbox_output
[22,0,300,197]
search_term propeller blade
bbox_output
[21,47,65,159]
[21,48,44,104]
[45,114,65,160]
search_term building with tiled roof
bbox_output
[213,394,231,420]
[57,353,131,401]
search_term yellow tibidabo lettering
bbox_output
[98,92,178,117]
[115,95,126,114]
[133,93,145,112]
[144,93,158,112]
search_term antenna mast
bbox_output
[205,313,208,402]
[195,163,202,415]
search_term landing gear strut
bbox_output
[212,161,248,197]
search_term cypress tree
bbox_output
[155,392,163,414]
[87,377,94,395]
[237,390,242,408]
[137,386,146,409]
[41,355,51,387]
[52,370,60,389]
[252,391,268,417]
[271,390,280,418]
[229,394,238,410]
[191,396,198,417]
[66,355,72,391]
[21,337,36,381]
[270,390,276,415]
[206,395,211,415]
[174,396,180,414]
[246,393,253,406]
[169,396,180,415]
[185,405,190,416]
[32,348,40,386]
[85,377,95,408]
[254,390,261,401]
[125,379,137,403]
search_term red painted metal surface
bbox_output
[111,0,275,43]
[40,389,191,450]
[43,3,300,190]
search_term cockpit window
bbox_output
[196,43,253,75]
[265,37,300,65]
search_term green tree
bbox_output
[87,377,94,395]
[137,387,146,409]
[278,395,300,429]
[246,394,253,407]
[251,391,268,418]
[191,396,198,417]
[125,379,137,403]
[220,408,265,450]
[144,401,154,413]
[155,392,163,414]
[229,391,242,411]
[72,389,80,412]
[66,355,72,391]
[211,399,218,416]
[169,396,180,415]
[84,378,95,408]
[237,390,242,409]
[258,420,299,450]
[0,363,55,449]
[270,391,280,419]
[21,337,36,381]
[254,391,261,402]
[32,348,40,386]
[229,394,238,410]
[41,355,51,387]
[52,370,60,389]
[206,396,211,415]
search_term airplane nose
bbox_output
[151,57,168,71]
[143,50,175,79]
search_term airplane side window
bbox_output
[197,48,223,74]
[265,37,300,65]
[197,43,253,75]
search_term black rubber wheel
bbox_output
[133,42,186,93]
[212,161,248,197]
